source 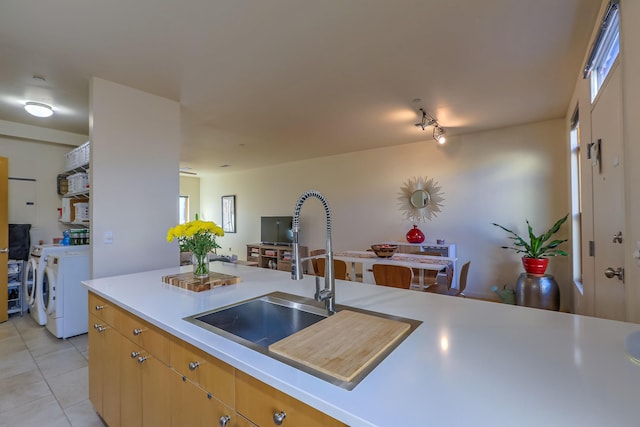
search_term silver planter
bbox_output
[515,273,560,311]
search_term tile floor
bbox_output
[0,313,105,427]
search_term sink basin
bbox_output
[190,294,328,348]
[185,292,422,390]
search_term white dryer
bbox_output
[44,252,90,339]
[25,244,89,326]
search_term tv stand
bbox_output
[246,243,308,272]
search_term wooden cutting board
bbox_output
[269,310,411,382]
[161,271,240,292]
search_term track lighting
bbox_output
[414,108,446,144]
[25,101,54,118]
[433,126,446,144]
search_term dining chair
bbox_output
[309,249,326,275]
[372,264,414,290]
[425,261,470,297]
[408,251,442,289]
[316,257,349,281]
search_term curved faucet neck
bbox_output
[291,190,335,314]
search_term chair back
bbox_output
[408,251,442,285]
[372,264,413,289]
[316,257,349,280]
[458,261,471,294]
[310,249,326,275]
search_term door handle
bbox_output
[604,267,624,281]
[612,231,623,244]
[0,248,8,253]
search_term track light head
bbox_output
[433,126,446,144]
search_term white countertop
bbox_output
[83,263,640,427]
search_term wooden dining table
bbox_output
[332,251,457,288]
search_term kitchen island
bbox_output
[83,262,640,426]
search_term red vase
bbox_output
[406,225,425,243]
[522,257,549,275]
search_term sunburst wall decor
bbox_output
[398,176,445,222]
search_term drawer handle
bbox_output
[188,361,200,371]
[219,415,231,427]
[95,305,105,311]
[273,410,287,425]
[131,351,140,358]
[94,324,107,333]
[137,356,148,364]
[133,328,144,336]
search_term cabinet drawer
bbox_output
[89,292,120,326]
[118,313,170,365]
[170,339,235,408]
[171,370,236,427]
[235,371,346,427]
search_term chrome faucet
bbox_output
[291,190,336,314]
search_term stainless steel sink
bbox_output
[184,291,422,390]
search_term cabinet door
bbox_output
[170,370,236,427]
[89,313,122,426]
[236,371,346,427]
[120,335,172,427]
[120,339,142,427]
[88,314,104,415]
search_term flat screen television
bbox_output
[261,216,293,246]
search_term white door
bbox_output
[590,64,626,321]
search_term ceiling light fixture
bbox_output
[24,101,54,118]
[433,125,446,144]
[415,108,446,144]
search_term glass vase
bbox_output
[192,252,210,279]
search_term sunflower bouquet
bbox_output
[167,216,224,278]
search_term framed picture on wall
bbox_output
[222,195,236,233]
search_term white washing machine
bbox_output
[25,244,89,326]
[43,252,90,339]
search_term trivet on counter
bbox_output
[162,271,240,292]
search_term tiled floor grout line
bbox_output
[15,320,72,425]
[12,317,80,427]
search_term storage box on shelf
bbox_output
[246,243,308,272]
[7,260,24,315]
[60,142,91,230]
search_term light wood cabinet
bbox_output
[236,371,347,427]
[88,312,121,427]
[89,291,346,427]
[89,292,171,427]
[246,244,308,272]
[120,339,171,427]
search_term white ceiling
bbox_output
[0,0,601,175]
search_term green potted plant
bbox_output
[492,214,569,275]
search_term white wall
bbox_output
[179,175,200,221]
[90,78,180,279]
[0,124,87,244]
[200,119,570,306]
